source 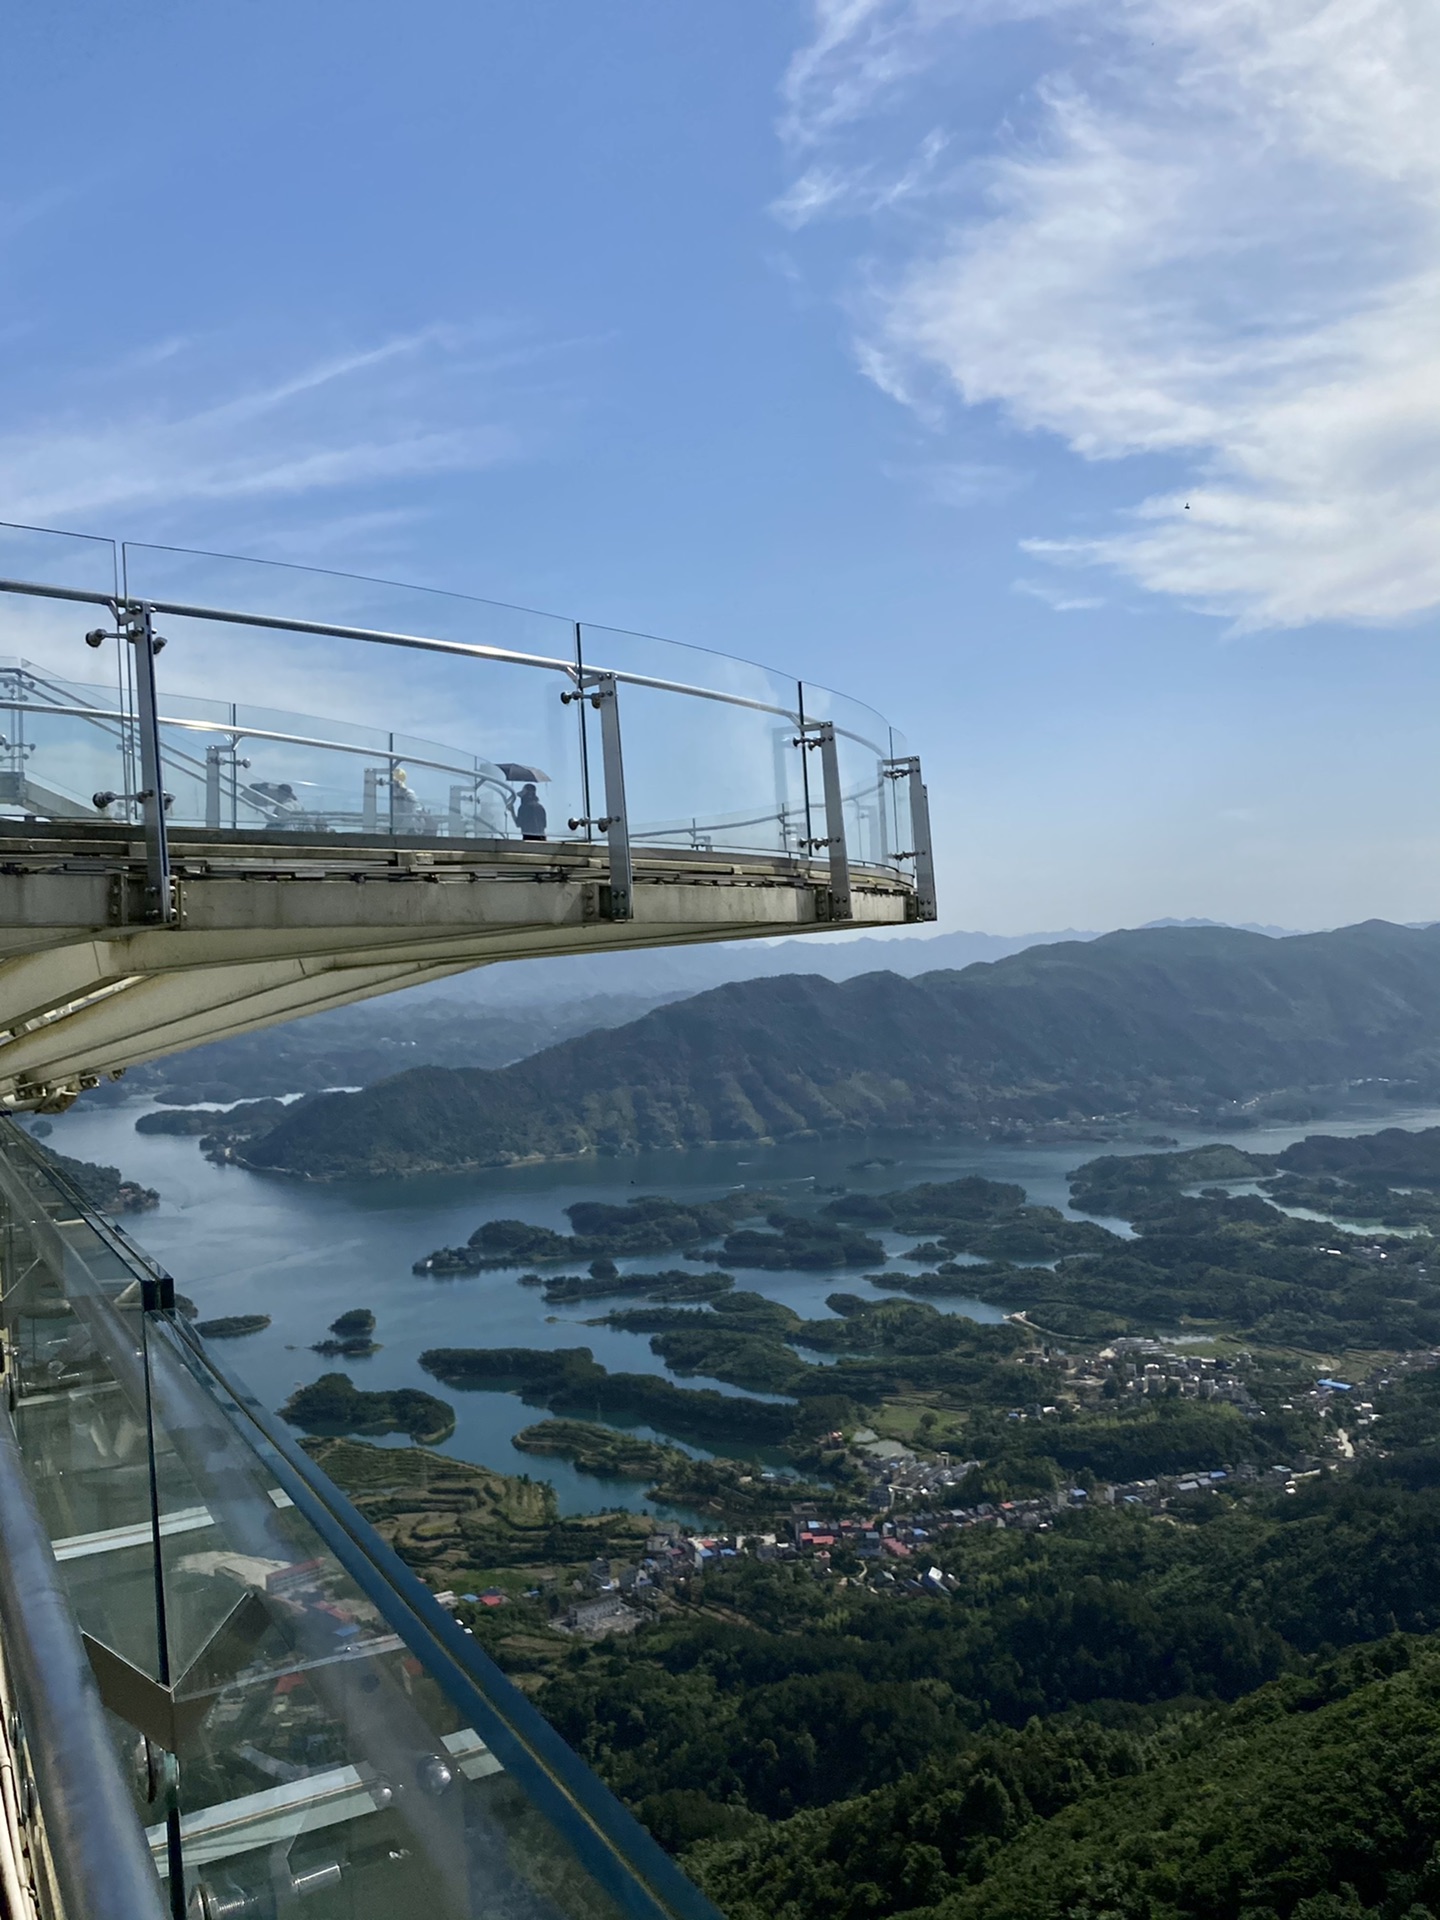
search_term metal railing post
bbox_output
[908,758,937,922]
[814,722,852,920]
[593,674,632,920]
[562,674,632,918]
[883,754,937,922]
[204,745,222,830]
[126,603,174,924]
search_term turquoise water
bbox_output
[45,1099,1440,1515]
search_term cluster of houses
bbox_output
[1019,1337,1261,1410]
[546,1461,1294,1633]
[519,1345,1440,1638]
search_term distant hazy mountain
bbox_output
[428,919,1308,1008]
[242,920,1430,1180]
[427,926,1106,1007]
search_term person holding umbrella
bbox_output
[515,781,547,839]
[496,763,550,841]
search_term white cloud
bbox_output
[779,0,1440,630]
[772,129,951,229]
[0,327,517,531]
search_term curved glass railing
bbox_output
[0,524,931,920]
[0,1116,720,1920]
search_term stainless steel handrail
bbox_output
[0,547,923,897]
[0,575,808,726]
[0,1412,168,1920]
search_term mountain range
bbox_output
[238,920,1440,1180]
[84,919,1302,1108]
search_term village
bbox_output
[440,1337,1431,1640]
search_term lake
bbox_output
[44,1098,1440,1516]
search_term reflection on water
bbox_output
[45,1099,1440,1515]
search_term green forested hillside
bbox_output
[692,1636,1440,1920]
[240,921,1440,1176]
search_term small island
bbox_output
[311,1307,379,1357]
[512,1419,673,1479]
[281,1372,455,1444]
[413,1192,771,1274]
[195,1314,272,1339]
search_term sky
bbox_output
[3,0,1439,933]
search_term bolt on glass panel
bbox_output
[578,625,808,859]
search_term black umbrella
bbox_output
[496,762,550,783]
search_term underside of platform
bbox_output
[0,823,915,1109]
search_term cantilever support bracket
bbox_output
[564,673,632,920]
[83,1633,212,1755]
[796,721,851,921]
[83,1589,274,1754]
[883,754,937,922]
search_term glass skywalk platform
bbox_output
[0,522,932,1112]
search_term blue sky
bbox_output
[4,0,1439,932]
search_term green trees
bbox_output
[280,1372,454,1443]
[526,1478,1440,1916]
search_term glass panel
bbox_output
[0,520,118,601]
[579,624,808,859]
[0,648,140,827]
[0,1123,718,1920]
[800,681,901,874]
[121,545,586,846]
[0,1139,168,1685]
[146,1326,627,1920]
[0,527,130,829]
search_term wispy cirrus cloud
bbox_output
[0,325,521,532]
[1013,575,1103,612]
[778,0,1440,631]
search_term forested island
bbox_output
[415,1194,765,1274]
[195,1314,271,1339]
[311,1307,379,1357]
[281,1372,454,1444]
